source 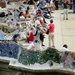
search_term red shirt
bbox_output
[36,10,44,15]
[40,20,43,25]
[36,10,39,15]
[48,23,55,33]
[29,32,34,42]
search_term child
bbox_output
[29,27,34,42]
[63,0,70,20]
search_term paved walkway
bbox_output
[60,10,75,52]
[44,9,75,51]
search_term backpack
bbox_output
[33,29,38,36]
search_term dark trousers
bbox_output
[28,0,34,5]
[40,34,44,42]
[55,1,58,10]
[69,3,73,9]
[73,4,75,12]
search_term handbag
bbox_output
[46,29,49,35]
[46,24,54,35]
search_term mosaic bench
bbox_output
[18,46,75,69]
[18,47,61,65]
[0,42,19,59]
[0,30,26,41]
[0,41,75,70]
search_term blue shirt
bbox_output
[14,12,19,18]
[37,6,42,11]
[12,40,18,43]
[10,40,18,43]
[11,34,20,43]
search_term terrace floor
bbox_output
[44,9,75,52]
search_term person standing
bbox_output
[35,17,41,27]
[50,0,54,13]
[55,0,58,10]
[35,17,45,46]
[48,19,55,48]
[40,0,46,7]
[28,0,34,5]
[73,0,75,13]
[34,0,39,3]
[69,0,73,9]
[33,24,45,50]
[63,0,70,20]
[53,0,56,10]
[46,0,53,13]
[46,0,50,8]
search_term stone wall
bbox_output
[0,61,74,75]
[0,62,19,75]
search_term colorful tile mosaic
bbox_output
[0,41,75,69]
[60,51,74,69]
[18,47,61,65]
[0,42,19,59]
[18,46,75,69]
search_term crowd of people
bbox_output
[22,0,75,13]
[0,0,75,51]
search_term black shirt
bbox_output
[64,2,68,9]
[70,0,72,2]
[73,0,75,5]
[28,0,34,5]
[34,0,38,1]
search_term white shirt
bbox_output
[20,16,25,19]
[35,20,40,27]
[58,47,69,51]
[27,42,34,49]
[41,17,43,20]
[50,0,53,3]
[37,1,39,4]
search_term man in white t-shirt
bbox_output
[58,44,69,51]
